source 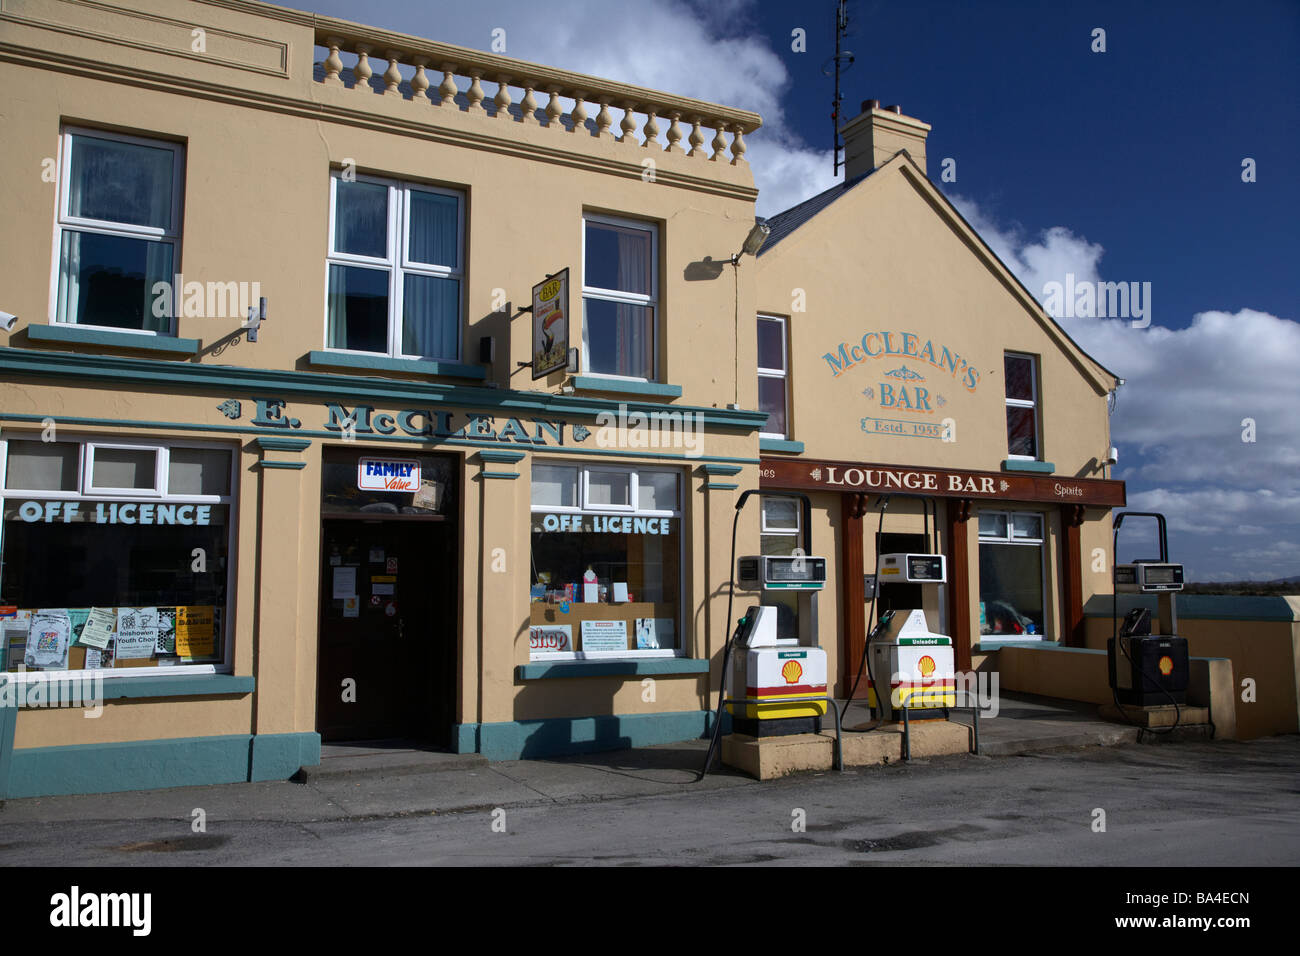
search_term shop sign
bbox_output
[529,625,572,653]
[242,399,593,447]
[533,514,674,535]
[760,457,1125,507]
[358,457,420,492]
[9,501,213,525]
[531,268,569,380]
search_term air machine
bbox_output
[1108,511,1189,710]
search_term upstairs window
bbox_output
[326,172,464,360]
[1004,352,1040,459]
[582,215,658,380]
[53,129,184,333]
[757,315,789,438]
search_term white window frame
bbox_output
[84,443,165,497]
[0,434,239,683]
[580,213,659,383]
[529,461,682,660]
[1004,351,1041,461]
[49,127,185,336]
[323,170,465,361]
[760,496,801,535]
[976,509,1049,639]
[757,314,790,439]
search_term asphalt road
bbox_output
[2,736,1297,866]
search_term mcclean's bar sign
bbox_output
[358,458,420,492]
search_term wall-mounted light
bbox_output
[0,311,17,332]
[244,297,267,343]
[731,220,771,264]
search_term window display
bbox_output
[978,510,1047,638]
[0,437,234,673]
[529,463,681,658]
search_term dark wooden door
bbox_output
[316,519,454,744]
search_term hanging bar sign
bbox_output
[531,268,569,380]
[357,458,421,492]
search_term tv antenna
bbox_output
[822,0,855,176]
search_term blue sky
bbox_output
[289,0,1298,580]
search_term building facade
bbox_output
[0,2,1127,799]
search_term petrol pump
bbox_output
[727,550,829,737]
[866,551,957,720]
[1108,511,1189,709]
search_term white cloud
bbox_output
[948,194,1300,581]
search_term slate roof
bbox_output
[758,171,873,255]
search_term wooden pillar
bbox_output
[945,497,973,672]
[1060,503,1087,647]
[840,492,867,697]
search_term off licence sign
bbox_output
[358,457,421,492]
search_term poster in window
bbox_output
[635,618,659,649]
[531,268,569,379]
[176,606,217,658]
[580,619,628,652]
[155,607,177,656]
[115,607,159,659]
[1,610,31,671]
[79,607,117,650]
[26,610,71,669]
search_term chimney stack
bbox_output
[840,99,931,179]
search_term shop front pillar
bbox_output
[476,450,528,726]
[945,497,973,672]
[1060,503,1087,647]
[841,492,867,698]
[250,437,312,737]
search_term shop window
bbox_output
[529,464,680,659]
[325,172,464,360]
[1004,352,1040,459]
[757,315,789,438]
[53,128,184,333]
[581,214,658,380]
[0,437,236,674]
[978,510,1047,638]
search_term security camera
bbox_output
[1105,447,1119,466]
[0,312,16,332]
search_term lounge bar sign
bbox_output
[759,457,1126,507]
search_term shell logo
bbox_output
[918,655,936,678]
[781,659,803,684]
[1158,655,1174,676]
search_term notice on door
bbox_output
[580,620,628,652]
[332,566,358,599]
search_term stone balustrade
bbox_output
[312,20,761,165]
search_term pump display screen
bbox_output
[907,556,944,581]
[1145,567,1179,584]
[767,556,826,583]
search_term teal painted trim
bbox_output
[7,734,251,798]
[759,438,805,454]
[307,349,486,380]
[0,688,16,801]
[974,640,1063,651]
[249,732,321,781]
[452,723,480,754]
[699,464,743,476]
[572,375,683,398]
[0,412,761,466]
[1083,593,1298,622]
[1002,459,1056,474]
[517,658,712,680]
[27,324,200,356]
[478,449,527,464]
[707,482,740,490]
[90,674,254,703]
[481,470,521,479]
[253,436,311,452]
[475,709,712,760]
[0,347,766,429]
[255,460,307,469]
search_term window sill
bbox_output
[516,658,709,680]
[27,324,200,356]
[759,438,805,454]
[0,673,254,704]
[1001,459,1056,474]
[571,375,683,398]
[306,350,487,380]
[973,639,1058,651]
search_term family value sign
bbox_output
[357,458,421,493]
